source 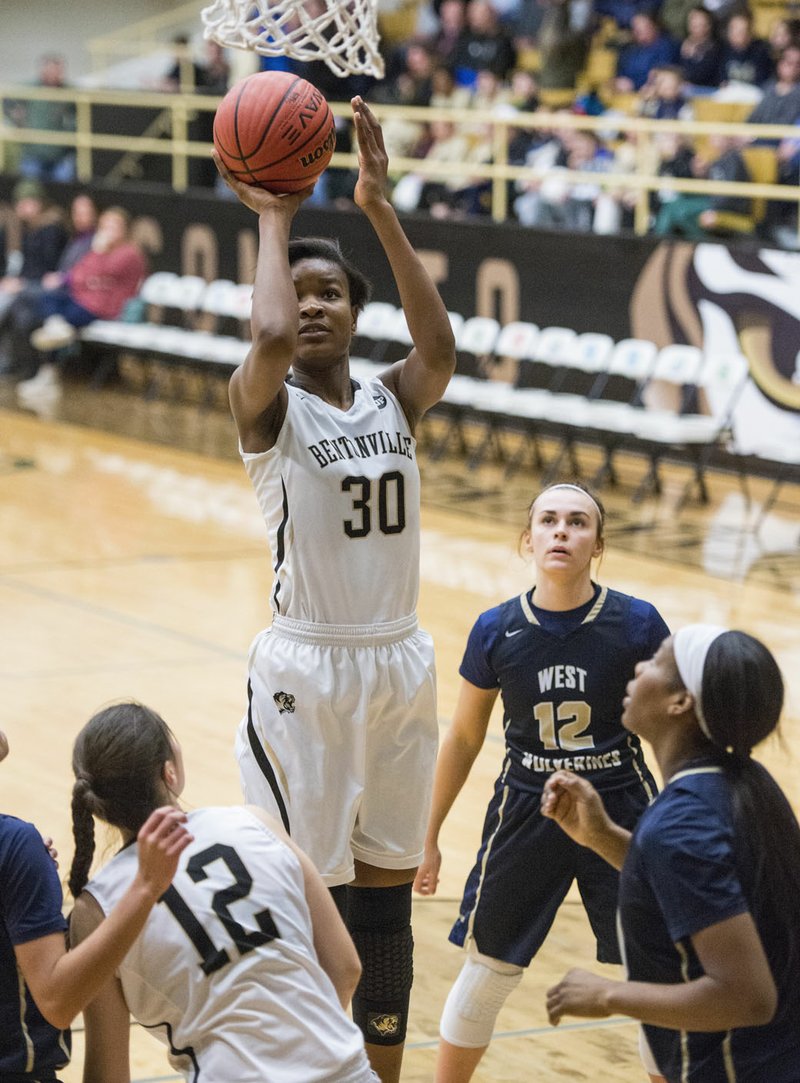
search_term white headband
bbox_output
[672,624,728,741]
[539,484,603,523]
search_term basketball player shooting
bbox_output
[214,96,457,1083]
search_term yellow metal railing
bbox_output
[2,82,799,236]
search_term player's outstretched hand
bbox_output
[212,151,315,216]
[351,96,389,209]
[413,844,441,896]
[135,807,193,899]
[540,770,610,849]
[546,968,615,1025]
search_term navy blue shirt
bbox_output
[1,815,70,1080]
[619,766,800,1081]
[460,585,669,792]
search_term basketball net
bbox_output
[201,0,385,79]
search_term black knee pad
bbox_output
[347,883,413,1046]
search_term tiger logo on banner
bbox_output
[630,241,800,453]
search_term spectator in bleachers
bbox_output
[429,63,474,106]
[590,130,641,232]
[156,34,206,92]
[513,110,572,220]
[390,117,472,212]
[0,180,67,338]
[508,66,542,111]
[374,39,436,105]
[594,0,659,31]
[469,68,515,115]
[653,134,751,236]
[747,45,800,129]
[42,194,99,288]
[155,35,232,189]
[506,75,549,175]
[14,208,148,404]
[614,13,680,92]
[198,41,232,94]
[679,6,723,89]
[659,0,695,42]
[371,41,437,163]
[760,120,800,246]
[639,63,693,117]
[451,0,518,88]
[650,129,696,218]
[536,0,594,89]
[158,35,231,93]
[428,122,496,217]
[512,0,548,50]
[514,128,616,229]
[718,11,774,89]
[0,192,97,377]
[768,16,800,60]
[430,0,469,67]
[505,67,542,154]
[7,55,77,183]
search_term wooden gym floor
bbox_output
[1,380,799,1083]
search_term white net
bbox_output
[201,0,385,79]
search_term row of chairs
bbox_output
[82,272,252,371]
[77,273,792,507]
[350,300,754,501]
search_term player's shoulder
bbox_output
[358,373,405,415]
[600,588,668,633]
[0,813,42,855]
[643,767,729,838]
[474,593,525,630]
[468,594,530,652]
[188,804,268,834]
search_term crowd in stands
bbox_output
[5,2,800,245]
[352,0,800,244]
[0,180,148,407]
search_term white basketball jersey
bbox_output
[241,376,420,625]
[86,808,373,1083]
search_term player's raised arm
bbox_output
[350,96,456,429]
[18,806,191,1030]
[214,152,314,449]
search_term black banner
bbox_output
[2,178,798,440]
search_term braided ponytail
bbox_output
[69,776,97,899]
[69,701,175,899]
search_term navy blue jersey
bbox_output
[460,585,669,792]
[620,765,800,1082]
[0,815,71,1080]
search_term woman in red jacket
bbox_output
[15,205,147,402]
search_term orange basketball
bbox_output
[213,71,336,193]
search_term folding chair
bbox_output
[489,321,550,476]
[633,350,749,505]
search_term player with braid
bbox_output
[543,626,800,1081]
[214,95,456,1083]
[0,726,190,1083]
[415,482,669,1081]
[68,701,378,1083]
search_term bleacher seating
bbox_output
[71,273,796,504]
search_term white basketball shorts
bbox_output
[236,613,438,886]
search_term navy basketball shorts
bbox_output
[449,777,650,966]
